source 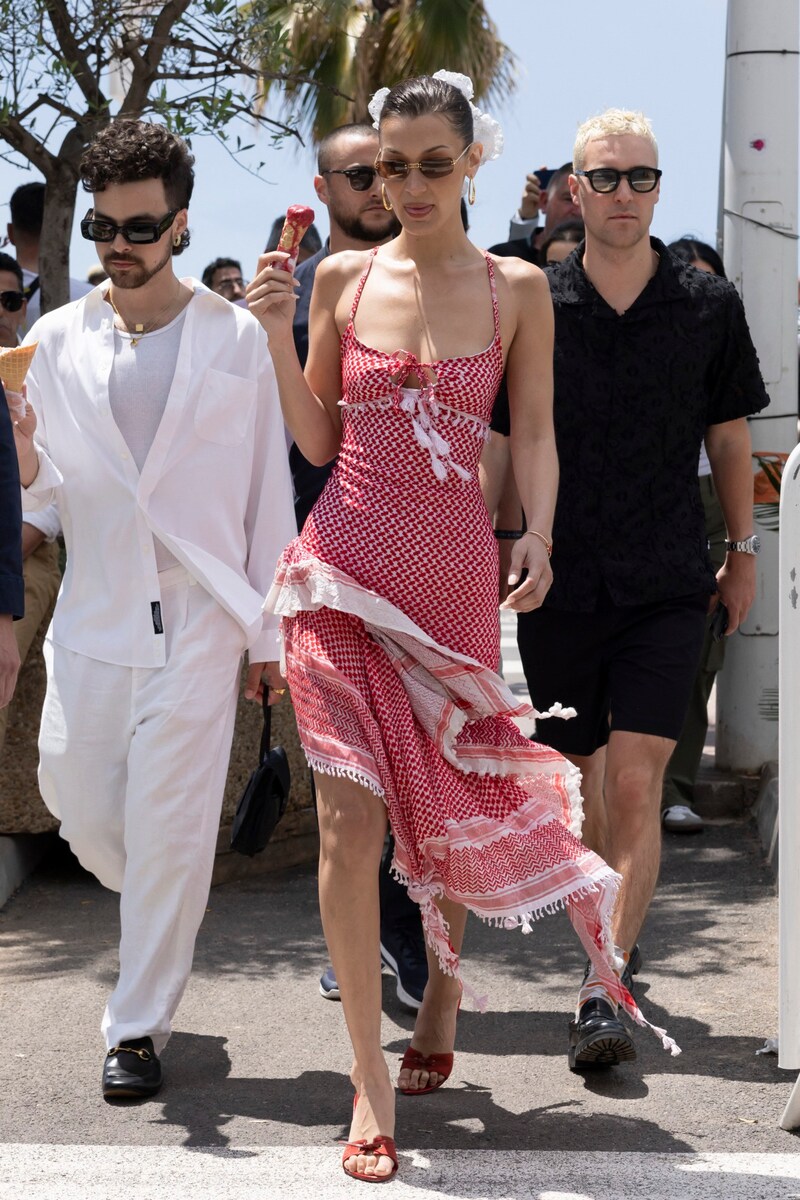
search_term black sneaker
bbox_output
[319,964,340,1000]
[568,998,636,1071]
[380,920,428,1011]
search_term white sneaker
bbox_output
[662,804,704,833]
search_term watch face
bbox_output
[751,535,761,554]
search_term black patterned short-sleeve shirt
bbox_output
[543,237,769,611]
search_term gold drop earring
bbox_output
[468,176,476,206]
[381,184,393,212]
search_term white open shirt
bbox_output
[21,279,296,667]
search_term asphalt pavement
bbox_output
[0,618,795,1199]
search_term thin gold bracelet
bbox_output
[522,530,553,557]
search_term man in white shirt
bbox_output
[13,120,296,1100]
[6,183,94,330]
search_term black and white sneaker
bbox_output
[380,920,428,1011]
[319,964,340,1000]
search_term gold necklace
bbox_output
[108,285,184,347]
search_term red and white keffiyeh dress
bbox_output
[267,248,676,1047]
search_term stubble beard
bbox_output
[103,239,174,290]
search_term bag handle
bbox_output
[259,687,272,765]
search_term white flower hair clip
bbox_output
[368,70,504,165]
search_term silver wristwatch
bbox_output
[725,534,761,555]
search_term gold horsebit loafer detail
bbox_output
[106,1044,153,1061]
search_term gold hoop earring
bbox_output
[173,233,182,247]
[468,176,476,206]
[381,184,393,212]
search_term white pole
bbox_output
[716,0,799,772]
[779,443,800,1124]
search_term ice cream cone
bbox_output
[0,342,37,393]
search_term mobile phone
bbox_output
[534,167,555,190]
[710,602,729,642]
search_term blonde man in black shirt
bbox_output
[497,109,767,1070]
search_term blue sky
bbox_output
[0,1,793,282]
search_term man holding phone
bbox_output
[491,162,577,264]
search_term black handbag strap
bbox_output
[259,689,272,764]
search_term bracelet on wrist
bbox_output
[521,529,553,557]
[494,529,523,540]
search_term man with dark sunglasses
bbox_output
[286,124,427,1013]
[13,119,295,1101]
[486,108,768,1072]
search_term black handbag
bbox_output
[230,689,291,856]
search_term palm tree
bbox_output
[251,0,516,145]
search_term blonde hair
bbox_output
[573,109,658,170]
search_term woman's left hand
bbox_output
[500,534,553,612]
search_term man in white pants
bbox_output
[12,120,295,1099]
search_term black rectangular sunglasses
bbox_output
[80,208,178,244]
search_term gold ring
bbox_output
[273,688,287,695]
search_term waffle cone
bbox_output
[0,343,37,393]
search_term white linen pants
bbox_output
[38,566,245,1053]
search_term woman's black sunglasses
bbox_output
[321,166,378,192]
[0,290,25,312]
[80,208,179,244]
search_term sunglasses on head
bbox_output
[0,290,24,312]
[574,167,662,194]
[321,166,378,192]
[375,143,472,182]
[80,208,179,244]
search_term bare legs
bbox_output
[315,770,395,1180]
[315,769,468,1177]
[569,730,676,952]
[397,895,466,1092]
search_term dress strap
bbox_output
[349,247,379,323]
[482,252,501,342]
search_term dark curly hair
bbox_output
[80,121,195,255]
[379,76,473,147]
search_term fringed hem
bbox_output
[304,753,385,799]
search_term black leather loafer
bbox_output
[568,998,637,1071]
[102,1036,163,1100]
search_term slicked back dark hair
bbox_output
[379,76,473,147]
[317,123,377,174]
[80,120,195,255]
[0,250,24,289]
[9,182,45,236]
[668,237,726,279]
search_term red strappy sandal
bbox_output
[398,1046,454,1095]
[341,1135,399,1183]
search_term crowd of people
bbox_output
[0,71,769,1184]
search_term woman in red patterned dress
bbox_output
[248,74,637,1183]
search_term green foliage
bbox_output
[0,0,301,178]
[249,0,517,145]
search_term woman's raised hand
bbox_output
[246,252,301,340]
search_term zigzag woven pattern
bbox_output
[265,250,675,1048]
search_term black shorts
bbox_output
[517,593,709,757]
